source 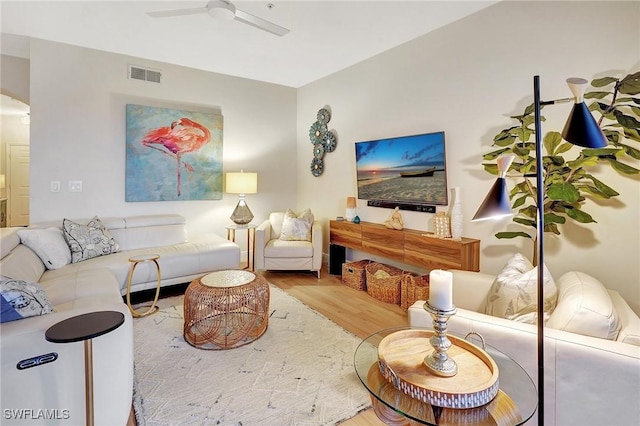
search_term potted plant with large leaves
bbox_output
[481,71,640,262]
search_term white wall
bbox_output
[297,1,640,313]
[28,39,297,250]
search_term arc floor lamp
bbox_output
[473,75,607,425]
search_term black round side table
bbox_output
[45,311,125,426]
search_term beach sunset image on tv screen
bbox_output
[355,131,448,206]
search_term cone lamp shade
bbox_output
[226,171,257,225]
[561,78,607,148]
[472,155,515,221]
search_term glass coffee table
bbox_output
[354,327,537,425]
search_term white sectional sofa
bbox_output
[408,269,640,426]
[0,214,240,425]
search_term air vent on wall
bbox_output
[128,65,162,83]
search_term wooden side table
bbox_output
[45,311,125,426]
[125,254,161,317]
[225,223,256,270]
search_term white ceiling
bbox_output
[1,1,497,88]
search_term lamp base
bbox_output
[230,199,254,225]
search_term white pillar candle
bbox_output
[429,269,453,310]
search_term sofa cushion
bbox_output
[1,276,55,323]
[547,271,621,340]
[17,227,71,270]
[279,209,314,241]
[63,217,120,263]
[264,239,314,258]
[484,253,557,324]
[39,268,122,306]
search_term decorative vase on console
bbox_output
[449,187,463,240]
[346,197,357,222]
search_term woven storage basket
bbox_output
[341,259,371,291]
[365,263,406,305]
[400,274,430,310]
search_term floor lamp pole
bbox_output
[533,75,545,426]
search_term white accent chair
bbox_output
[254,212,323,278]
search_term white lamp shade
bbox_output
[225,172,257,194]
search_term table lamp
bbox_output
[473,75,606,426]
[226,171,257,225]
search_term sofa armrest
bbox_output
[254,220,271,270]
[450,269,495,312]
[311,221,323,272]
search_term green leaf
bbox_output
[619,71,640,95]
[591,76,619,87]
[582,148,622,158]
[624,128,640,144]
[584,91,611,99]
[617,141,640,160]
[513,217,535,228]
[566,208,596,223]
[482,164,499,175]
[483,148,510,160]
[631,106,640,117]
[495,231,532,240]
[513,127,533,142]
[547,183,580,202]
[544,213,566,224]
[585,175,620,197]
[512,195,528,208]
[544,222,561,235]
[543,131,562,155]
[606,158,640,174]
[615,111,640,128]
[495,135,517,147]
[567,156,599,170]
[554,142,573,155]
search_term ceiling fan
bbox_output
[147,0,290,37]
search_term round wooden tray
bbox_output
[378,329,499,409]
[367,363,522,425]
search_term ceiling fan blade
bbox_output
[147,7,208,18]
[234,9,289,37]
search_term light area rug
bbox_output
[132,284,372,426]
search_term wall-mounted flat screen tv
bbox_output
[355,131,448,207]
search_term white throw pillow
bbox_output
[63,217,120,263]
[279,209,314,241]
[547,271,621,340]
[17,227,72,270]
[484,253,558,324]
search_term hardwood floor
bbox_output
[127,265,409,425]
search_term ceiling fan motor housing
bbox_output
[208,0,236,20]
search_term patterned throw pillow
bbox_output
[63,217,120,263]
[1,276,55,323]
[279,209,314,241]
[17,227,72,270]
[484,253,558,324]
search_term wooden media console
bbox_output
[329,220,480,272]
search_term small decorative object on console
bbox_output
[450,186,463,240]
[384,207,404,230]
[433,211,451,238]
[345,197,357,222]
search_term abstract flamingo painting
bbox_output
[125,104,223,202]
[141,118,211,196]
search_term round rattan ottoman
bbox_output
[183,270,270,350]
